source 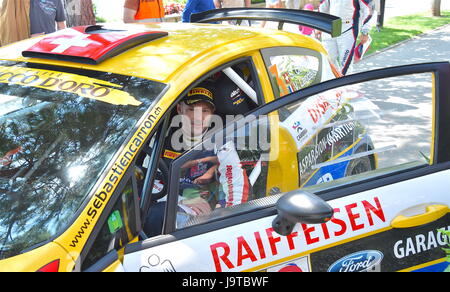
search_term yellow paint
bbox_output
[0,241,75,272]
[251,51,276,103]
[0,23,326,83]
[0,22,329,272]
[266,118,300,194]
[391,205,449,229]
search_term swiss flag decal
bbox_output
[23,25,168,64]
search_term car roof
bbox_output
[0,22,326,83]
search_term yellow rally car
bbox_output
[0,9,449,273]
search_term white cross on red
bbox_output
[50,34,94,53]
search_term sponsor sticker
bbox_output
[0,66,141,106]
[163,149,181,160]
[328,250,384,272]
[107,210,124,234]
[140,254,176,272]
[267,256,311,272]
[210,196,386,272]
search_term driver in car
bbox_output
[172,79,254,211]
[170,82,221,215]
[144,82,220,236]
[144,80,253,236]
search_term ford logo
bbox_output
[328,250,384,272]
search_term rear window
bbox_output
[0,61,167,259]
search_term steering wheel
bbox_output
[138,141,171,202]
[150,158,169,201]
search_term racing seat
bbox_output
[212,66,258,118]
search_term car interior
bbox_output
[132,59,265,237]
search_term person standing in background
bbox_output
[285,0,300,9]
[317,0,374,75]
[123,0,165,23]
[213,0,250,25]
[0,0,30,46]
[260,0,282,27]
[214,0,250,9]
[30,0,66,37]
[181,0,215,22]
[298,3,315,36]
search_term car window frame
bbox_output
[134,55,266,230]
[78,170,141,271]
[159,62,450,236]
[260,46,324,99]
[138,118,171,221]
[80,115,169,271]
[102,54,269,243]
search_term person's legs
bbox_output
[260,1,282,27]
[322,37,340,70]
[143,201,192,237]
[143,201,166,237]
[285,0,294,9]
[336,29,358,75]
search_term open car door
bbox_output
[121,62,450,272]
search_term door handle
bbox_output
[391,204,449,229]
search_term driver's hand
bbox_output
[193,171,214,185]
[181,197,211,215]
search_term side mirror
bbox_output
[272,190,334,236]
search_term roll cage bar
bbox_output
[190,8,342,38]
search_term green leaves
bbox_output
[438,229,450,272]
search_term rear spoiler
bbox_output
[190,8,342,38]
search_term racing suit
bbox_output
[319,0,374,75]
[163,127,250,208]
[216,140,250,207]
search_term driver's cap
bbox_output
[184,82,216,109]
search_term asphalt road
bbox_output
[354,24,450,71]
[351,24,450,169]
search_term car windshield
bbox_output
[0,61,167,259]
